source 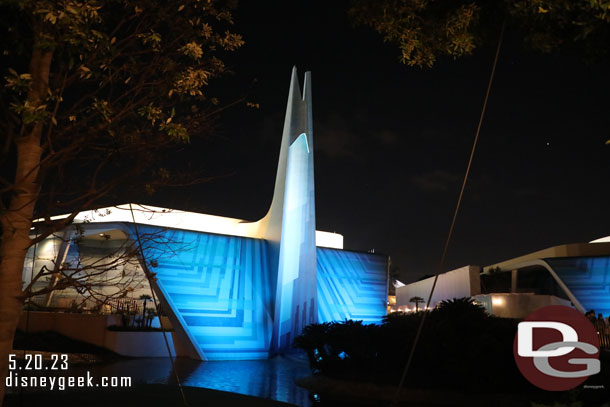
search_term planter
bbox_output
[103,330,177,357]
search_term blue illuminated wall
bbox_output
[317,248,388,324]
[21,69,390,361]
[127,225,388,360]
[117,69,388,360]
[547,256,610,316]
[133,226,274,360]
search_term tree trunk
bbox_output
[0,46,52,404]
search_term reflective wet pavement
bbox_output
[70,356,313,406]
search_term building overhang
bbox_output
[32,203,344,250]
[483,241,610,273]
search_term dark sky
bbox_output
[152,1,610,283]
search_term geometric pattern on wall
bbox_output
[127,226,389,360]
[266,69,317,353]
[546,256,610,317]
[109,70,391,360]
[317,248,388,324]
[24,69,390,361]
[272,132,318,352]
[134,226,274,360]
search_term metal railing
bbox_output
[106,298,153,314]
[24,295,156,315]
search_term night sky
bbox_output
[149,1,610,283]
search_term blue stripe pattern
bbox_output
[317,248,388,324]
[547,256,610,316]
[130,226,388,359]
[134,226,274,360]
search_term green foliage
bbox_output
[436,297,487,319]
[1,0,244,211]
[294,298,525,392]
[2,0,243,128]
[4,69,32,93]
[350,0,610,68]
[293,320,379,379]
[409,295,424,311]
[350,0,479,67]
[510,0,610,56]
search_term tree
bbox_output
[349,0,610,68]
[0,0,244,400]
[435,297,487,320]
[409,295,424,312]
[23,225,146,309]
[21,219,185,313]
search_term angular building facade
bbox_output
[23,68,389,360]
[393,242,610,320]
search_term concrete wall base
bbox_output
[18,311,185,358]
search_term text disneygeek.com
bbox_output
[6,354,131,390]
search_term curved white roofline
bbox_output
[36,203,344,250]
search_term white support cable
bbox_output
[392,21,507,405]
[128,203,189,406]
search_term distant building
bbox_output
[393,239,610,318]
[395,266,481,312]
[23,68,389,360]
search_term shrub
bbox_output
[293,297,528,393]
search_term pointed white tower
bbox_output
[24,67,389,362]
[256,67,317,351]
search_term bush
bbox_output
[293,297,528,393]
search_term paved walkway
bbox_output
[4,384,296,407]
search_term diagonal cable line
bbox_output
[392,20,506,405]
[128,203,189,406]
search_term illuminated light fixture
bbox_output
[492,296,505,306]
[298,132,310,153]
[315,231,343,249]
[393,280,406,288]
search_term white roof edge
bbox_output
[33,203,344,249]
